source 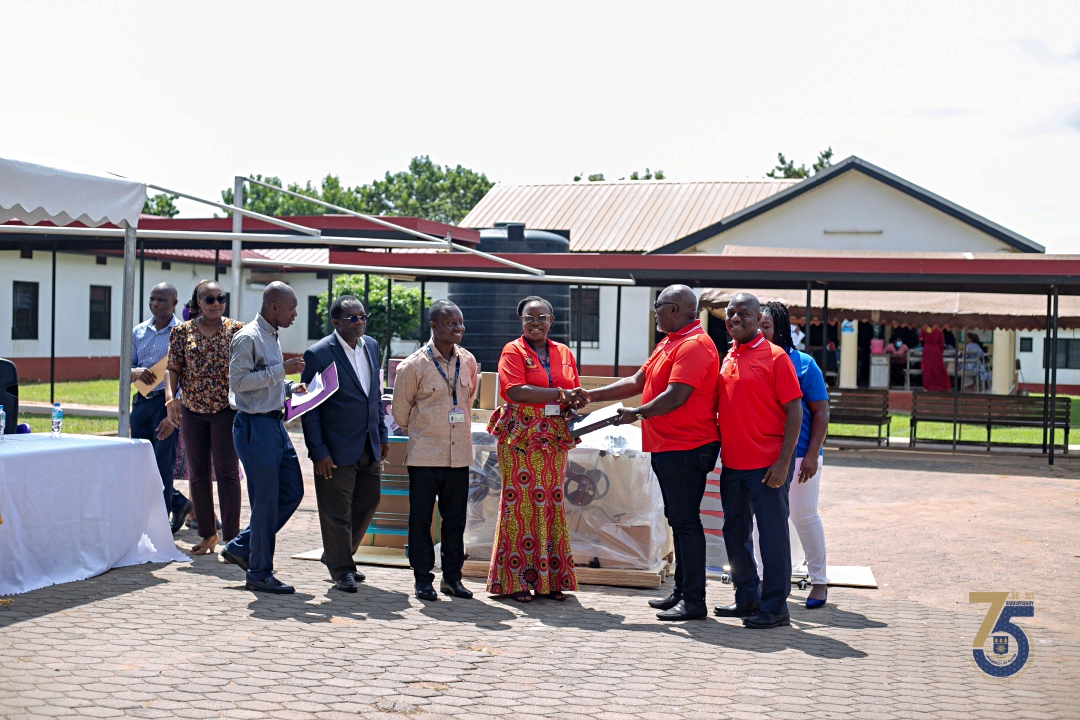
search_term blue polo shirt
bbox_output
[786,347,828,458]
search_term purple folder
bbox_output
[285,362,340,421]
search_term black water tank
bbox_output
[450,223,570,372]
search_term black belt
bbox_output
[244,409,284,421]
[144,389,165,399]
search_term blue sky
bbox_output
[2,1,1078,251]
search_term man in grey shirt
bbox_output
[221,282,307,594]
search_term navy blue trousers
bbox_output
[720,463,794,616]
[129,393,187,515]
[226,413,304,582]
[651,441,721,608]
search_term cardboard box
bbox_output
[478,372,499,410]
[578,375,641,414]
[471,408,494,424]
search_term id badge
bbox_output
[448,406,466,424]
[544,403,561,417]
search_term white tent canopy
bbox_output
[0,156,145,434]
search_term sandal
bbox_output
[511,590,533,603]
[547,591,567,602]
[189,534,218,556]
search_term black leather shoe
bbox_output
[352,570,366,584]
[414,581,438,601]
[714,602,761,618]
[656,600,708,621]
[246,576,295,594]
[333,574,358,593]
[743,610,791,629]
[220,548,249,571]
[170,499,193,535]
[440,579,473,599]
[648,592,683,610]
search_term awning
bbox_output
[0,158,145,229]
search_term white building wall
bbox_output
[1016,328,1080,389]
[690,171,1018,254]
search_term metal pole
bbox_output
[138,239,145,323]
[326,272,334,335]
[231,177,244,321]
[1042,290,1052,453]
[419,280,427,342]
[613,285,622,375]
[364,274,370,311]
[1050,286,1059,466]
[214,248,220,282]
[385,278,393,365]
[806,282,812,353]
[118,224,137,438]
[575,285,584,368]
[50,245,56,404]
[821,286,830,378]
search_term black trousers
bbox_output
[650,441,721,608]
[314,445,382,581]
[408,466,469,584]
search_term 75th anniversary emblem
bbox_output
[969,591,1034,680]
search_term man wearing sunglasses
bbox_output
[299,295,388,593]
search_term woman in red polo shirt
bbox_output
[486,296,586,603]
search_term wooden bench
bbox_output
[910,392,1070,452]
[827,388,891,446]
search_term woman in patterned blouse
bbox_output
[165,280,245,555]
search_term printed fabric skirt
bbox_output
[485,404,579,595]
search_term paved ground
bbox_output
[2,435,1078,719]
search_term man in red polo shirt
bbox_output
[714,292,803,629]
[584,284,720,621]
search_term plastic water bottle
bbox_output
[51,402,63,438]
[0,405,5,443]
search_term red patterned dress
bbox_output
[486,337,580,595]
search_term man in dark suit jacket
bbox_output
[301,295,389,593]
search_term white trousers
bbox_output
[752,455,828,586]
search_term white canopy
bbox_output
[0,157,145,229]
[0,156,146,436]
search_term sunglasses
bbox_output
[653,300,677,311]
[521,314,552,324]
[337,313,369,324]
[201,294,227,305]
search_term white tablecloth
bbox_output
[0,434,188,595]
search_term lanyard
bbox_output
[538,351,555,388]
[428,346,460,405]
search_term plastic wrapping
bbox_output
[465,423,669,572]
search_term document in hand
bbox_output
[567,402,624,439]
[133,356,169,397]
[285,362,339,421]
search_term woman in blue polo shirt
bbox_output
[758,301,831,608]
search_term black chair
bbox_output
[0,358,17,434]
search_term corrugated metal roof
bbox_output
[459,180,800,253]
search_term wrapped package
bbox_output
[464,423,668,572]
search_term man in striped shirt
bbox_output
[130,282,192,534]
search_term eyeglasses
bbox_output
[201,294,227,305]
[521,314,552,324]
[653,300,676,311]
[337,313,369,324]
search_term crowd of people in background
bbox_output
[129,278,847,627]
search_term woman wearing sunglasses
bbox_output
[165,280,246,555]
[485,296,588,603]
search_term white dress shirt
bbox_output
[335,330,371,396]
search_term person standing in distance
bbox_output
[221,282,307,594]
[301,296,388,594]
[713,293,803,629]
[392,300,478,601]
[130,282,192,534]
[583,284,720,621]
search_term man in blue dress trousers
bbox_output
[301,295,389,593]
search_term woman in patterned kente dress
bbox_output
[486,296,588,603]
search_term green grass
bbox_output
[16,415,118,435]
[20,379,133,406]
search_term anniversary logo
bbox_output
[969,591,1034,680]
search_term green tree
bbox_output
[573,169,665,181]
[142,193,179,217]
[766,147,834,179]
[315,275,428,362]
[220,156,493,225]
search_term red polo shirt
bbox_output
[640,321,720,453]
[717,331,802,470]
[498,336,580,408]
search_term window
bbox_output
[12,281,39,340]
[161,261,171,270]
[89,285,112,340]
[308,296,325,340]
[19,249,32,259]
[569,287,600,347]
[1019,337,1033,352]
[95,255,107,265]
[1046,339,1080,370]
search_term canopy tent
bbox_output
[0,157,146,435]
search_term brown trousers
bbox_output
[179,405,242,542]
